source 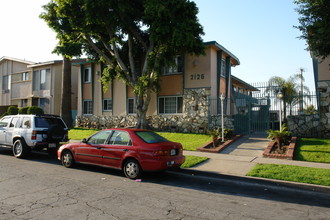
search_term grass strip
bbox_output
[247,163,330,186]
[69,128,99,140]
[181,155,208,168]
[294,138,330,163]
[157,132,212,151]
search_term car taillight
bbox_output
[154,150,170,156]
[31,130,37,140]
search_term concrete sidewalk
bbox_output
[183,134,330,176]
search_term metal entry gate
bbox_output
[233,96,270,135]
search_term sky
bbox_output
[0,0,315,91]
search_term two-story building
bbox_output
[312,55,330,137]
[0,57,80,122]
[75,41,257,133]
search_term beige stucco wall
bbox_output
[113,78,127,116]
[318,57,330,81]
[11,81,32,100]
[210,48,218,99]
[93,64,102,115]
[71,65,79,111]
[52,63,63,115]
[83,83,92,100]
[184,48,211,89]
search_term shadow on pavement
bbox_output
[0,147,329,209]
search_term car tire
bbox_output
[61,150,75,168]
[123,159,142,179]
[13,139,30,158]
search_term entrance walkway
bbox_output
[183,134,330,176]
[220,133,269,157]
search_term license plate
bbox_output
[170,149,176,156]
[49,143,56,148]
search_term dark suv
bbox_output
[0,114,69,158]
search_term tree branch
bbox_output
[142,40,154,74]
[84,34,112,64]
[128,33,136,82]
[128,25,148,50]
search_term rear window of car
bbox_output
[135,131,169,144]
[35,117,66,128]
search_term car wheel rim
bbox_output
[125,162,139,178]
[14,142,22,155]
[63,153,72,166]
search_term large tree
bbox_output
[294,0,330,59]
[40,0,205,128]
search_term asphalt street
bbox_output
[0,148,329,219]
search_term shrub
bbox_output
[208,128,235,144]
[27,106,44,115]
[7,106,19,115]
[0,112,8,118]
[18,107,29,114]
[267,124,292,149]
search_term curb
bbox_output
[170,168,330,194]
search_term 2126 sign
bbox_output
[190,73,205,80]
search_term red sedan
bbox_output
[58,128,185,179]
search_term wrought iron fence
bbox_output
[207,82,318,135]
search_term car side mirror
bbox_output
[82,138,87,143]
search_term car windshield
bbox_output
[35,117,66,128]
[135,131,169,144]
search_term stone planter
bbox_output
[263,137,297,160]
[197,135,242,153]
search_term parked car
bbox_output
[58,128,185,179]
[0,114,69,158]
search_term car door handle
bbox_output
[123,149,129,152]
[96,147,102,149]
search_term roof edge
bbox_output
[0,56,36,65]
[204,41,240,65]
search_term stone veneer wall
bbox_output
[287,114,320,137]
[76,88,234,133]
[318,80,330,137]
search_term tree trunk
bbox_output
[135,90,151,129]
[60,57,73,127]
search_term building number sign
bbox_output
[190,73,205,80]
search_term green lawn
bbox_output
[69,128,99,140]
[247,163,330,186]
[157,132,212,151]
[181,155,208,168]
[294,138,330,163]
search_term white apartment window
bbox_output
[103,99,112,111]
[21,99,28,107]
[39,98,49,113]
[221,59,226,77]
[128,98,136,114]
[83,100,93,115]
[22,72,29,81]
[2,75,9,91]
[33,69,50,90]
[158,96,183,114]
[83,67,92,83]
[162,56,183,75]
